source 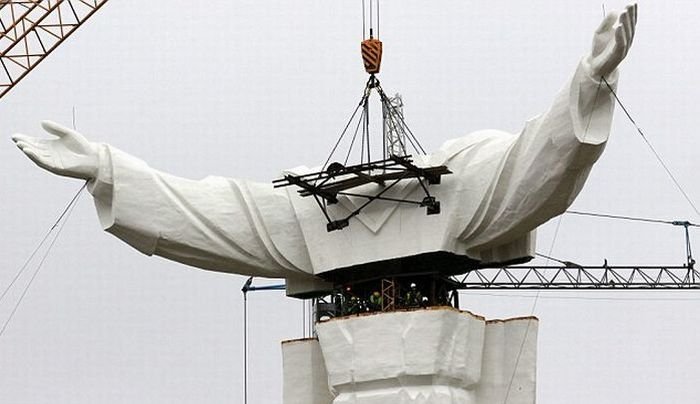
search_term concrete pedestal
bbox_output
[282,307,537,404]
[282,338,336,404]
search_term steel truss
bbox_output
[458,265,700,289]
[0,0,109,99]
[273,74,451,232]
[274,155,449,231]
[383,93,407,157]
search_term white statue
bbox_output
[11,5,637,294]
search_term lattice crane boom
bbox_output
[458,265,700,290]
[0,0,109,100]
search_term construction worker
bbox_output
[436,291,449,307]
[405,283,422,308]
[368,291,383,311]
[333,293,344,315]
[346,296,361,315]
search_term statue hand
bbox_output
[588,3,637,78]
[12,121,99,180]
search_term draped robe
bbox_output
[87,61,617,293]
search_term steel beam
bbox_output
[458,265,700,289]
[0,0,109,100]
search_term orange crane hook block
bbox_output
[361,38,382,74]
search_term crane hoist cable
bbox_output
[274,0,447,233]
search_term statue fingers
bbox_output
[16,142,50,159]
[596,11,619,34]
[23,148,56,173]
[15,140,51,159]
[41,120,81,141]
[11,133,30,143]
[620,11,634,47]
[628,5,637,44]
[14,140,36,151]
[613,24,629,61]
[596,26,626,77]
[12,133,46,149]
[628,3,638,27]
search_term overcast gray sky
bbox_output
[2,1,700,403]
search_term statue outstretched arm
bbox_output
[461,4,637,253]
[12,122,312,279]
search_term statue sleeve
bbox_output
[86,146,312,278]
[463,60,618,253]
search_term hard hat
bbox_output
[410,283,416,288]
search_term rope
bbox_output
[602,76,700,218]
[582,80,603,143]
[0,182,85,340]
[499,73,699,400]
[501,214,563,404]
[364,95,371,163]
[361,0,366,39]
[565,209,698,227]
[535,252,578,266]
[321,94,366,171]
[0,228,53,306]
[369,0,373,36]
[0,182,87,307]
[376,0,380,38]
[343,106,366,166]
[243,280,249,404]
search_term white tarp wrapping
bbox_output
[85,59,615,281]
[283,308,538,404]
[282,338,335,404]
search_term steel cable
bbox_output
[502,215,563,404]
[602,77,700,218]
[0,182,87,307]
[0,182,85,339]
[565,209,698,227]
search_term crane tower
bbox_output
[0,0,109,100]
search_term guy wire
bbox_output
[0,182,86,339]
[602,76,700,218]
